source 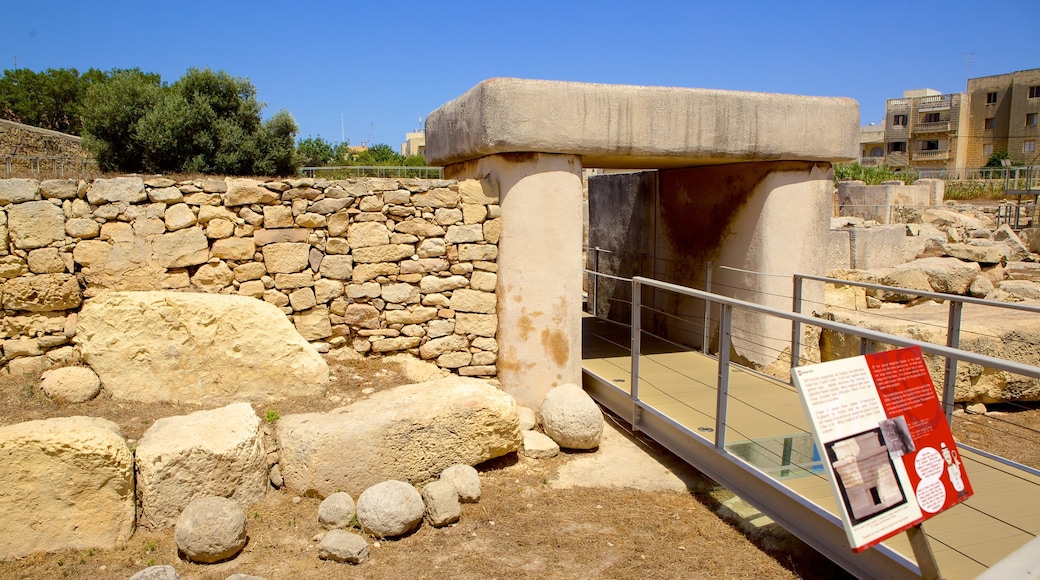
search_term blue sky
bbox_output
[3,0,1037,153]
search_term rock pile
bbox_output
[0,175,501,379]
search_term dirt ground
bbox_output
[0,353,1036,580]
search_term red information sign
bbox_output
[792,346,972,551]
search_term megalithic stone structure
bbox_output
[425,78,858,407]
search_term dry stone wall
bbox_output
[0,175,501,378]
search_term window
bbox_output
[1026,141,1037,153]
[1027,113,1038,127]
[888,141,907,153]
[892,114,907,127]
[923,112,941,123]
[921,140,940,151]
[986,91,998,104]
[1030,86,1040,99]
[983,144,994,156]
[984,118,996,130]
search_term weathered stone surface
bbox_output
[455,313,498,337]
[997,280,1040,300]
[353,243,414,263]
[370,336,421,352]
[541,383,604,450]
[439,464,481,503]
[383,306,439,325]
[65,217,100,239]
[7,200,65,249]
[522,430,560,459]
[458,179,499,205]
[225,178,278,206]
[317,529,369,564]
[319,255,353,280]
[211,237,256,261]
[395,218,445,237]
[174,496,248,563]
[77,292,328,404]
[0,178,40,204]
[517,406,537,430]
[191,261,234,291]
[39,366,101,402]
[129,565,181,580]
[27,247,65,273]
[450,288,496,313]
[422,480,461,527]
[943,241,1008,264]
[137,403,266,530]
[348,222,389,249]
[253,228,309,245]
[419,334,469,359]
[1006,262,1040,282]
[445,224,484,244]
[1,273,81,311]
[318,492,357,530]
[294,306,333,340]
[262,242,310,273]
[153,227,210,268]
[877,257,981,298]
[164,203,197,231]
[87,177,146,204]
[356,480,424,537]
[352,262,398,283]
[419,275,468,293]
[148,186,184,204]
[0,417,134,559]
[922,208,985,231]
[39,179,77,199]
[278,377,520,497]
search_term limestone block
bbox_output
[327,212,350,237]
[382,283,419,304]
[346,282,381,299]
[437,351,472,368]
[471,271,497,292]
[343,303,380,329]
[353,243,414,263]
[0,254,27,278]
[427,319,455,338]
[1,273,81,312]
[348,222,390,249]
[923,208,984,231]
[358,195,384,212]
[993,225,1031,262]
[458,179,500,205]
[402,258,450,274]
[417,238,447,257]
[472,351,497,366]
[422,480,461,527]
[458,244,498,261]
[310,198,352,215]
[100,221,134,242]
[356,480,424,537]
[384,306,439,325]
[445,224,484,243]
[7,200,65,249]
[289,287,317,311]
[274,272,314,289]
[39,179,77,199]
[522,430,560,459]
[263,289,289,307]
[136,403,266,530]
[319,255,353,280]
[0,417,134,559]
[174,496,248,563]
[253,227,308,246]
[28,247,65,273]
[211,237,256,260]
[39,366,101,402]
[164,203,197,231]
[234,262,266,281]
[77,292,329,404]
[87,177,146,204]
[455,313,498,337]
[1006,262,1040,282]
[419,274,468,293]
[371,336,422,352]
[191,261,234,291]
[295,212,326,228]
[325,237,350,254]
[450,288,496,313]
[395,218,445,238]
[879,257,981,297]
[263,242,310,273]
[153,227,209,268]
[225,178,278,206]
[0,178,40,204]
[317,530,370,564]
[278,377,520,497]
[3,337,41,357]
[314,279,344,304]
[66,217,100,239]
[295,306,333,340]
[412,188,460,208]
[998,280,1040,300]
[439,464,481,502]
[420,334,469,359]
[541,383,604,450]
[318,492,357,530]
[238,280,265,298]
[435,208,463,225]
[206,218,234,239]
[942,241,1008,264]
[148,186,183,204]
[196,205,235,224]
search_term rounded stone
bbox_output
[39,366,101,403]
[421,480,461,527]
[317,492,357,530]
[174,496,247,564]
[317,529,370,564]
[540,383,604,450]
[129,565,181,580]
[439,464,481,503]
[355,480,424,538]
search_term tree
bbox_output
[297,136,344,167]
[984,151,1012,168]
[80,70,164,172]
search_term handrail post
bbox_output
[702,261,712,354]
[791,274,803,369]
[943,301,963,425]
[631,277,642,430]
[715,303,733,450]
[592,247,600,316]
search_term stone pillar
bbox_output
[445,153,584,408]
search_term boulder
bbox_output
[997,280,1040,301]
[876,257,981,299]
[6,200,65,249]
[993,225,1031,262]
[522,430,561,459]
[942,241,1007,264]
[540,383,604,450]
[422,480,461,527]
[318,492,357,530]
[439,464,481,503]
[129,566,181,580]
[76,292,328,404]
[317,529,369,564]
[0,178,40,204]
[39,366,101,402]
[518,406,537,431]
[174,496,248,563]
[355,480,424,538]
[922,208,985,231]
[86,177,146,204]
[135,403,267,530]
[0,417,135,560]
[1006,262,1040,282]
[277,377,520,497]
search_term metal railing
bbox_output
[912,149,950,161]
[913,121,951,133]
[2,155,97,179]
[300,165,443,179]
[792,273,1040,424]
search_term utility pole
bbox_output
[340,113,344,143]
[964,52,975,81]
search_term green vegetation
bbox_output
[834,162,916,185]
[944,180,1007,200]
[265,409,281,423]
[0,67,141,135]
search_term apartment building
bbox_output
[883,89,969,174]
[966,68,1040,167]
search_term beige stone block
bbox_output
[1,273,81,312]
[225,178,278,206]
[263,289,289,307]
[458,179,500,205]
[253,227,309,246]
[352,262,398,283]
[296,212,327,228]
[7,200,65,249]
[381,283,419,304]
[384,307,439,325]
[234,262,266,282]
[437,351,472,368]
[206,218,234,239]
[0,417,134,559]
[462,204,488,224]
[153,227,209,268]
[419,275,469,293]
[422,292,450,308]
[238,279,265,298]
[449,288,496,314]
[346,282,381,299]
[471,271,497,292]
[0,178,40,204]
[87,177,145,204]
[341,303,380,329]
[195,205,235,224]
[191,261,234,292]
[353,244,415,263]
[456,313,498,337]
[412,188,460,209]
[320,255,354,280]
[274,272,314,289]
[65,218,100,239]
[459,365,496,377]
[211,237,256,261]
[263,242,310,273]
[290,287,318,311]
[0,255,27,278]
[435,208,463,225]
[419,334,469,359]
[370,336,422,352]
[348,222,390,249]
[458,243,498,262]
[326,237,350,255]
[314,279,343,304]
[400,258,450,274]
[394,218,445,238]
[28,247,66,274]
[483,218,501,244]
[327,212,351,237]
[100,221,133,242]
[164,203,197,231]
[3,337,42,358]
[39,179,77,200]
[417,238,446,258]
[148,186,183,204]
[445,224,483,244]
[162,270,191,289]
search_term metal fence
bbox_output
[300,165,443,179]
[2,155,98,179]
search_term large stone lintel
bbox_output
[426,78,859,169]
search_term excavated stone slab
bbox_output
[426,78,858,168]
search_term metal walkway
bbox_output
[582,314,1040,579]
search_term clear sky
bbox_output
[3,0,1037,153]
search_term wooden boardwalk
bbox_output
[582,315,1040,579]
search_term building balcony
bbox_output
[912,149,950,161]
[913,121,951,133]
[860,156,886,166]
[917,95,952,111]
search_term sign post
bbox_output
[792,346,972,570]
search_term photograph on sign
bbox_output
[792,346,972,551]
